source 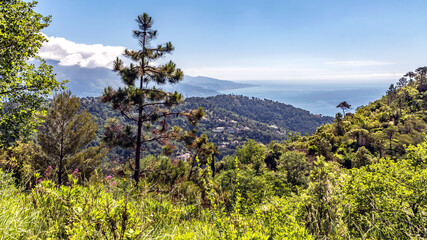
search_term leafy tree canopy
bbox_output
[0,0,64,146]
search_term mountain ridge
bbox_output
[47,60,255,97]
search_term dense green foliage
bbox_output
[289,75,427,167]
[38,91,105,185]
[1,135,427,239]
[0,170,42,238]
[3,3,427,239]
[0,167,313,239]
[182,95,332,135]
[0,0,63,146]
[79,95,332,159]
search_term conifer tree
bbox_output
[38,91,102,185]
[415,66,427,91]
[404,71,416,83]
[396,77,408,89]
[102,13,203,183]
[336,101,351,115]
[386,84,397,105]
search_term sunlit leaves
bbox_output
[0,0,64,146]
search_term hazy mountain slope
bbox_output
[47,60,121,97]
[181,76,255,91]
[159,83,220,97]
[157,76,256,97]
[47,60,254,97]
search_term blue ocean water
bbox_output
[219,82,390,116]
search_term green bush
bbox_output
[341,158,427,238]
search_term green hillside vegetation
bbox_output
[2,131,427,239]
[78,95,332,159]
[2,68,427,239]
[290,73,427,167]
[183,95,332,134]
[2,2,427,239]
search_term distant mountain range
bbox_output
[161,76,255,97]
[47,60,255,97]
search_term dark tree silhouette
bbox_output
[415,66,427,90]
[396,77,408,89]
[336,101,351,115]
[404,71,416,83]
[386,84,397,105]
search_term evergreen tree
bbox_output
[278,150,310,188]
[235,139,266,175]
[38,91,102,185]
[396,77,408,89]
[415,66,427,90]
[0,0,64,146]
[404,71,416,83]
[336,101,351,115]
[352,146,374,168]
[386,84,397,105]
[102,13,203,183]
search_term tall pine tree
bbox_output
[102,13,203,183]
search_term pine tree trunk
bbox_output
[133,33,146,184]
[133,72,144,183]
[58,123,64,186]
[58,155,62,186]
[134,108,143,183]
[210,154,215,178]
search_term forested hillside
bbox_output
[3,70,427,239]
[3,2,427,239]
[181,95,332,134]
[289,74,427,165]
[80,94,333,158]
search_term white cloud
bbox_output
[38,35,401,84]
[325,61,393,67]
[39,35,125,68]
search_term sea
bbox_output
[219,82,391,117]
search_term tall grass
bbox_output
[0,170,43,239]
[0,169,312,239]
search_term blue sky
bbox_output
[35,0,427,83]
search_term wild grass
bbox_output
[0,170,43,239]
[2,149,426,239]
[0,169,311,239]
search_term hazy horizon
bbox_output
[34,1,423,117]
[35,1,427,85]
